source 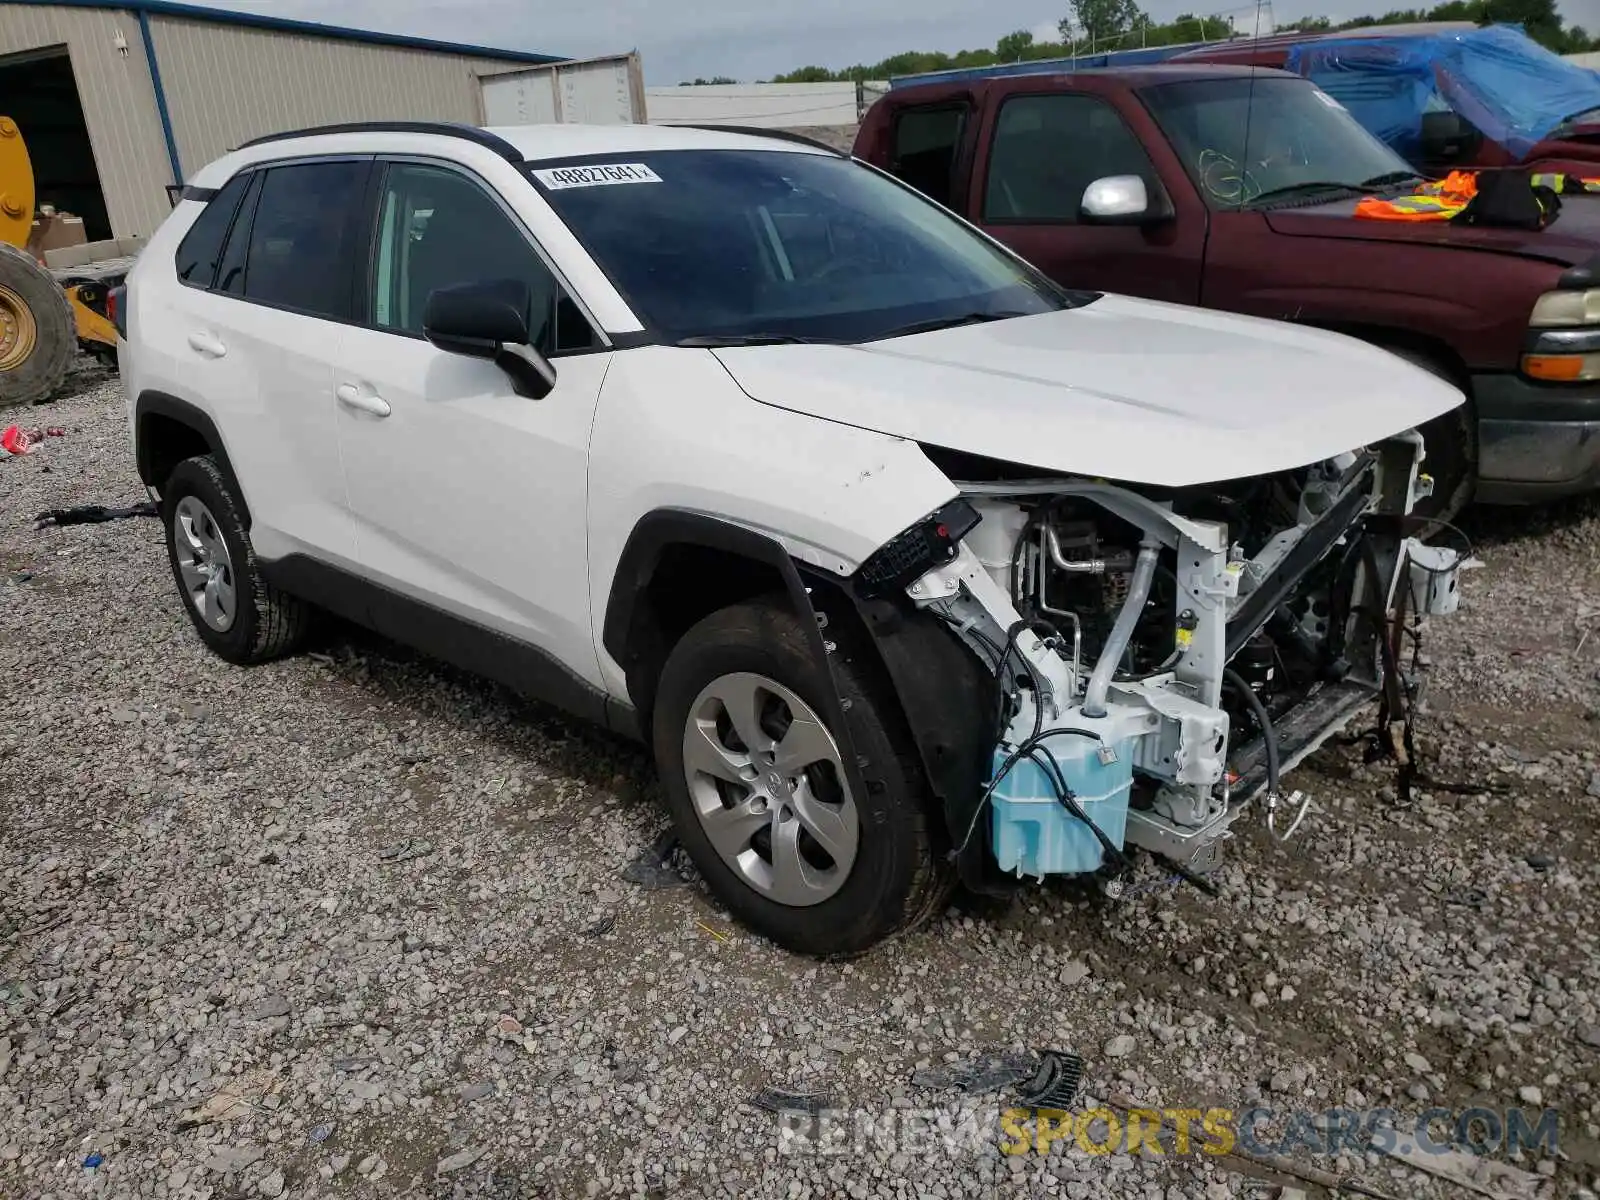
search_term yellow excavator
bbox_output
[1,114,126,409]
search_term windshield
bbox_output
[525,149,1074,343]
[1141,76,1416,209]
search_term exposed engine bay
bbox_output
[893,433,1462,887]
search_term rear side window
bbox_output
[241,161,369,319]
[983,94,1156,222]
[174,173,250,287]
[891,105,967,208]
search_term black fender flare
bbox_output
[134,391,251,528]
[827,583,1013,897]
[601,509,814,672]
[602,508,871,813]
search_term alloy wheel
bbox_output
[681,671,860,907]
[172,495,237,632]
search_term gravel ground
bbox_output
[2,375,1599,1200]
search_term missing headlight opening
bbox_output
[901,434,1462,888]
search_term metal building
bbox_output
[0,0,563,240]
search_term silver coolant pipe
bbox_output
[1081,539,1160,719]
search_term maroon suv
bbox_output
[853,64,1600,513]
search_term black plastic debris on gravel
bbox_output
[910,1048,1085,1108]
[377,839,433,865]
[583,913,617,938]
[750,1086,832,1115]
[622,828,698,890]
[1016,1050,1084,1109]
[909,1051,1038,1096]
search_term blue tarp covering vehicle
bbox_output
[1285,24,1600,165]
[886,24,1600,178]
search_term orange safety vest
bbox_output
[1532,172,1600,194]
[1353,170,1600,221]
[1355,171,1479,221]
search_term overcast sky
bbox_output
[206,0,1600,84]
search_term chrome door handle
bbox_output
[335,384,391,418]
[186,331,226,358]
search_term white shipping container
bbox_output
[478,52,647,125]
[644,82,867,128]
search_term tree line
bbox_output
[740,0,1591,85]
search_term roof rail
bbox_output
[677,124,847,156]
[237,121,524,163]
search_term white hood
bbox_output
[711,295,1466,488]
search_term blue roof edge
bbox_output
[7,0,566,63]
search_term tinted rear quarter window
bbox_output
[174,173,250,287]
[891,106,967,207]
[242,160,370,319]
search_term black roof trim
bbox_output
[237,122,524,163]
[676,125,847,156]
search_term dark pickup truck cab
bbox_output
[853,63,1600,510]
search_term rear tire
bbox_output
[160,455,310,665]
[0,242,74,409]
[651,599,952,957]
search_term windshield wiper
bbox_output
[1245,181,1373,207]
[674,333,833,347]
[1358,170,1424,188]
[872,311,1032,340]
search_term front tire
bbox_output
[160,455,310,665]
[1390,347,1475,526]
[651,599,951,957]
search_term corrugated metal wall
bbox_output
[148,16,522,184]
[0,4,174,238]
[2,4,539,238]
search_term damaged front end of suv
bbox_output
[841,430,1463,898]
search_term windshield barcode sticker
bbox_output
[532,163,662,190]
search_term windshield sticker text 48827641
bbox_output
[531,163,663,190]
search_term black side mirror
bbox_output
[423,278,557,400]
[1419,110,1481,168]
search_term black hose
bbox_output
[1023,743,1134,878]
[1223,666,1279,798]
[1001,619,1047,743]
[1009,508,1046,613]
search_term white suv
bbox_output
[118,121,1465,956]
